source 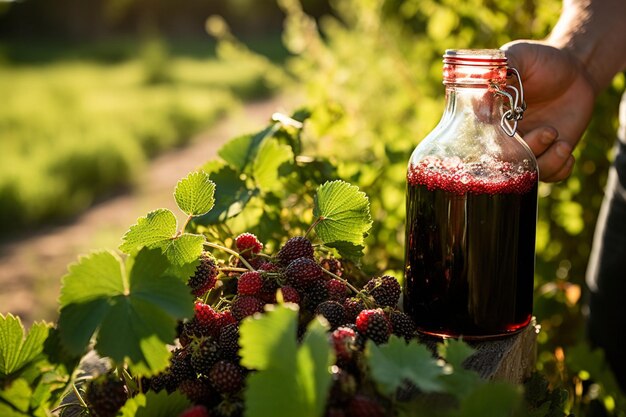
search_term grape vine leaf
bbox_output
[240,304,332,417]
[120,390,191,417]
[253,138,294,193]
[174,171,216,217]
[437,339,482,399]
[324,241,365,263]
[367,336,445,396]
[313,180,372,246]
[58,248,193,375]
[0,314,50,377]
[218,126,275,172]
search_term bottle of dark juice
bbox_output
[403,49,538,340]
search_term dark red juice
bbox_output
[404,157,538,339]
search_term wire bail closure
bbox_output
[491,68,526,137]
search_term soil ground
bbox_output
[0,97,288,325]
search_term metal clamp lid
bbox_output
[491,68,526,137]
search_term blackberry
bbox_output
[343,297,366,323]
[169,348,196,385]
[303,278,329,312]
[235,232,263,256]
[218,323,240,359]
[149,372,171,393]
[208,360,244,394]
[258,275,280,303]
[189,252,219,297]
[178,405,210,417]
[237,271,263,296]
[277,236,314,266]
[194,302,220,338]
[363,275,401,308]
[356,309,392,345]
[231,296,265,321]
[316,300,347,329]
[388,310,416,341]
[331,326,357,363]
[285,257,324,291]
[191,338,222,375]
[327,279,348,302]
[84,374,128,417]
[178,379,216,404]
[280,285,301,304]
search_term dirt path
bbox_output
[0,97,287,325]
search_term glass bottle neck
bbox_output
[442,85,505,126]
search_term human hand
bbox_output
[501,41,597,182]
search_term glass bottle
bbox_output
[403,49,538,340]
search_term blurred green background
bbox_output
[1,0,624,414]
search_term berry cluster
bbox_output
[102,233,418,417]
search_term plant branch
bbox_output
[204,241,255,271]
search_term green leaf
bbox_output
[0,314,50,377]
[313,180,372,246]
[218,126,275,172]
[120,390,191,417]
[324,241,365,263]
[437,339,482,399]
[454,382,523,417]
[58,248,194,374]
[162,233,205,267]
[367,336,445,395]
[241,304,332,417]
[437,339,475,369]
[0,378,31,412]
[193,166,254,226]
[174,171,216,217]
[296,318,334,417]
[253,138,293,193]
[119,209,177,255]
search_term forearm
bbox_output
[548,0,626,93]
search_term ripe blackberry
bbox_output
[169,348,196,385]
[258,275,280,303]
[178,379,216,404]
[320,257,343,277]
[331,326,357,363]
[178,405,210,417]
[316,301,347,329]
[231,296,265,321]
[388,310,416,341]
[277,236,314,266]
[343,297,366,323]
[303,278,329,312]
[218,323,240,359]
[216,310,237,330]
[285,257,324,291]
[191,338,222,375]
[235,233,263,256]
[280,285,301,304]
[208,360,244,394]
[346,394,386,417]
[189,252,219,297]
[258,261,280,272]
[237,271,263,296]
[363,275,401,308]
[84,374,128,417]
[327,279,348,301]
[148,373,170,393]
[356,309,392,345]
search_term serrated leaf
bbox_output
[454,382,523,417]
[437,339,475,369]
[0,314,50,376]
[218,126,275,172]
[324,241,365,263]
[253,138,293,193]
[162,233,205,267]
[174,171,215,217]
[241,304,332,417]
[437,339,482,399]
[193,166,254,226]
[313,181,372,246]
[58,248,193,374]
[119,209,177,255]
[120,390,191,417]
[367,336,445,395]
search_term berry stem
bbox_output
[219,267,249,273]
[180,214,194,233]
[72,382,89,409]
[203,241,255,271]
[305,216,325,238]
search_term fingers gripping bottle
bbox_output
[403,49,538,339]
